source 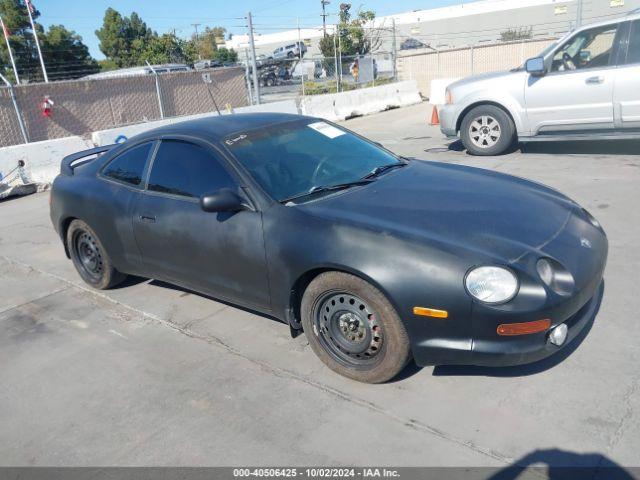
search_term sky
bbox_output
[35,0,477,59]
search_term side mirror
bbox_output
[525,57,546,76]
[200,189,249,213]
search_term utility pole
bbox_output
[391,18,397,81]
[576,0,583,28]
[24,0,48,83]
[191,23,201,59]
[247,12,260,105]
[321,0,330,35]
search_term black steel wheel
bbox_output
[313,291,384,367]
[66,219,126,290]
[301,272,411,383]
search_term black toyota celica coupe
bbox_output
[50,113,607,383]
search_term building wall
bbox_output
[228,0,640,59]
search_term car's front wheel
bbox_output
[460,105,516,156]
[67,219,126,290]
[301,272,411,383]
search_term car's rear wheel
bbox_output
[67,219,126,290]
[460,105,516,156]
[301,272,411,383]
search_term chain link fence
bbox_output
[397,38,558,100]
[0,67,249,147]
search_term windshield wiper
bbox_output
[280,179,374,204]
[363,161,407,180]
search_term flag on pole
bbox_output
[1,19,10,38]
[25,0,35,14]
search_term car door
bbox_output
[614,20,640,130]
[132,137,271,310]
[97,140,156,273]
[525,23,622,134]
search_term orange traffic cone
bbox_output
[429,105,440,126]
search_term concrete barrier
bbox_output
[300,80,422,122]
[0,136,94,185]
[92,100,299,146]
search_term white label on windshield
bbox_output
[308,121,345,139]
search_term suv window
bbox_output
[551,24,618,72]
[148,140,235,198]
[102,142,153,186]
[627,20,640,65]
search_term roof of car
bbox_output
[132,112,312,142]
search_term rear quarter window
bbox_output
[102,142,153,186]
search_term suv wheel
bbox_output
[301,272,411,383]
[460,105,516,156]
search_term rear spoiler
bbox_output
[61,144,116,176]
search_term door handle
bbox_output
[139,214,156,223]
[585,76,604,85]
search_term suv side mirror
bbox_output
[525,57,546,76]
[200,189,249,213]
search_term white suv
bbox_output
[270,42,307,60]
[439,11,640,155]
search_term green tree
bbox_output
[0,0,43,82]
[95,8,155,67]
[0,0,97,82]
[141,33,194,65]
[193,26,226,59]
[42,25,99,79]
[213,47,237,63]
[319,4,377,60]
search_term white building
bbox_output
[227,0,640,58]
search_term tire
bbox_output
[460,104,516,156]
[301,272,411,383]
[66,219,126,290]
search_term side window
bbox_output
[148,140,235,198]
[551,25,618,72]
[102,142,153,186]
[627,21,640,65]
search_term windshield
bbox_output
[224,120,402,202]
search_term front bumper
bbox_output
[438,104,459,137]
[469,279,603,366]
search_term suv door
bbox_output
[525,23,622,135]
[614,20,640,130]
[133,137,270,310]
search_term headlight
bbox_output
[465,266,519,304]
[536,258,574,296]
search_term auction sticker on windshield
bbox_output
[308,122,345,139]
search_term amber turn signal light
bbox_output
[497,319,551,336]
[413,307,449,318]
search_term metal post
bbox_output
[470,44,474,75]
[576,0,583,28]
[391,19,398,82]
[25,0,48,83]
[1,17,20,85]
[192,23,201,60]
[337,27,343,92]
[332,27,339,93]
[146,61,165,119]
[0,73,28,143]
[321,0,330,36]
[247,12,261,105]
[244,48,254,105]
[298,17,305,96]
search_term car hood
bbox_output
[450,69,518,90]
[297,161,578,262]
